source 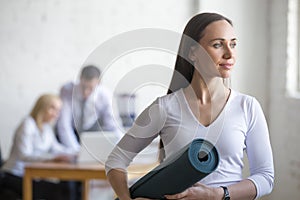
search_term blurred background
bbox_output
[0,0,299,199]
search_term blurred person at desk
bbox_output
[56,65,122,152]
[1,94,77,200]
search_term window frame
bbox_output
[286,0,300,97]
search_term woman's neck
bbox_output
[188,72,229,104]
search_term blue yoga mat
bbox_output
[116,138,219,200]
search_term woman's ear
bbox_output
[188,46,196,62]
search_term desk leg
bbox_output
[23,171,32,200]
[82,180,90,200]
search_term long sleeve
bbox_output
[245,98,274,198]
[94,85,123,138]
[2,117,70,176]
[49,130,77,155]
[96,87,118,127]
[105,98,166,173]
[56,83,81,152]
[15,118,55,162]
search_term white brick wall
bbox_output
[0,0,192,157]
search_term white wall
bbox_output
[0,0,193,158]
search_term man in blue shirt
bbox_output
[56,65,121,152]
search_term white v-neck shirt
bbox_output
[105,89,274,198]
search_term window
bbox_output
[287,0,300,97]
[297,1,300,91]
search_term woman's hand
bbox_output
[51,154,76,163]
[164,182,221,200]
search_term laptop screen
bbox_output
[77,131,120,164]
[77,131,159,165]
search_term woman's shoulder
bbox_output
[21,116,36,127]
[157,89,184,103]
[230,89,262,109]
[15,116,37,136]
[231,89,255,102]
[150,90,182,111]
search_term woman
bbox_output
[1,94,77,200]
[105,13,274,200]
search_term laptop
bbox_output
[77,131,159,165]
[77,131,120,164]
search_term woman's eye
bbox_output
[230,42,237,48]
[213,43,222,48]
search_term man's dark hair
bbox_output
[80,65,101,80]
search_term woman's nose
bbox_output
[223,45,233,59]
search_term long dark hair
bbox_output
[159,13,232,162]
[167,12,232,94]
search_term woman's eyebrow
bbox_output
[209,38,237,42]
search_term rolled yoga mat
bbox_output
[117,138,219,200]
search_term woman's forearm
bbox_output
[227,179,257,200]
[107,169,132,200]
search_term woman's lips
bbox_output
[220,64,234,70]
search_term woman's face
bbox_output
[43,99,62,123]
[190,19,237,79]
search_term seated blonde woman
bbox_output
[1,94,77,200]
